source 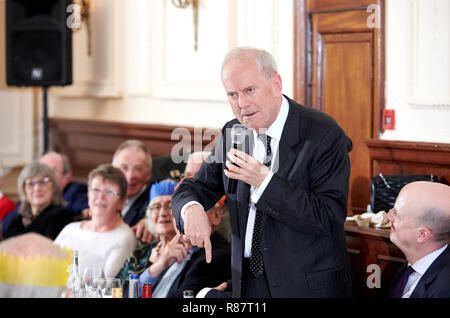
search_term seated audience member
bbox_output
[0,165,15,220]
[182,152,231,242]
[55,164,137,278]
[1,151,89,234]
[138,181,231,298]
[40,151,89,216]
[0,233,72,298]
[116,180,177,295]
[387,181,450,298]
[111,140,154,243]
[3,161,74,240]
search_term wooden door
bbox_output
[294,0,385,215]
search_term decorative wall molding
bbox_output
[0,90,34,167]
[407,0,450,109]
[49,117,219,180]
[51,0,123,98]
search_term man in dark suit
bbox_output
[112,140,154,243]
[387,181,450,298]
[172,47,353,297]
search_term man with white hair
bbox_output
[387,181,450,298]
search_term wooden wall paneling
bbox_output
[365,139,450,185]
[298,0,385,215]
[49,118,219,182]
[345,223,406,298]
[307,0,374,11]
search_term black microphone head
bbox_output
[231,124,246,146]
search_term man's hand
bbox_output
[213,282,228,292]
[149,233,188,277]
[224,148,270,188]
[183,204,212,263]
[131,218,154,243]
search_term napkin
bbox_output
[346,211,391,228]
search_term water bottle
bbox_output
[128,274,139,298]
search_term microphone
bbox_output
[227,124,246,194]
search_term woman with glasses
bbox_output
[116,179,178,295]
[55,164,137,278]
[3,161,74,240]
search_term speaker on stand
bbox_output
[6,0,73,154]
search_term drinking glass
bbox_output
[83,268,104,297]
[101,278,122,298]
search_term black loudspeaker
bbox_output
[6,0,73,86]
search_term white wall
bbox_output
[49,0,294,129]
[383,0,450,143]
[1,0,449,170]
[0,0,35,168]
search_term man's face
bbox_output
[39,153,70,190]
[221,57,282,130]
[113,147,151,198]
[387,192,418,252]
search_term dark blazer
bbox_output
[389,245,450,298]
[123,183,152,227]
[154,231,231,298]
[172,96,353,298]
[63,181,89,215]
[3,204,74,240]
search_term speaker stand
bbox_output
[42,86,49,155]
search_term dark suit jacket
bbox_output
[63,181,89,215]
[389,245,450,298]
[3,204,74,240]
[123,183,152,227]
[172,96,353,298]
[154,231,231,298]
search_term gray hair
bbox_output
[87,164,128,199]
[417,207,450,243]
[42,151,72,174]
[18,161,64,226]
[221,47,278,79]
[112,140,153,170]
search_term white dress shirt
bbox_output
[120,186,146,218]
[402,244,448,298]
[243,96,289,257]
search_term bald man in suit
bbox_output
[387,181,450,298]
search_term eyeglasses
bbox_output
[147,203,172,216]
[25,177,52,189]
[89,187,119,198]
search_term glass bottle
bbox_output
[141,282,152,298]
[128,274,139,298]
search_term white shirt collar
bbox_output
[410,244,448,275]
[253,95,289,141]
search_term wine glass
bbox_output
[101,278,122,298]
[83,268,95,292]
